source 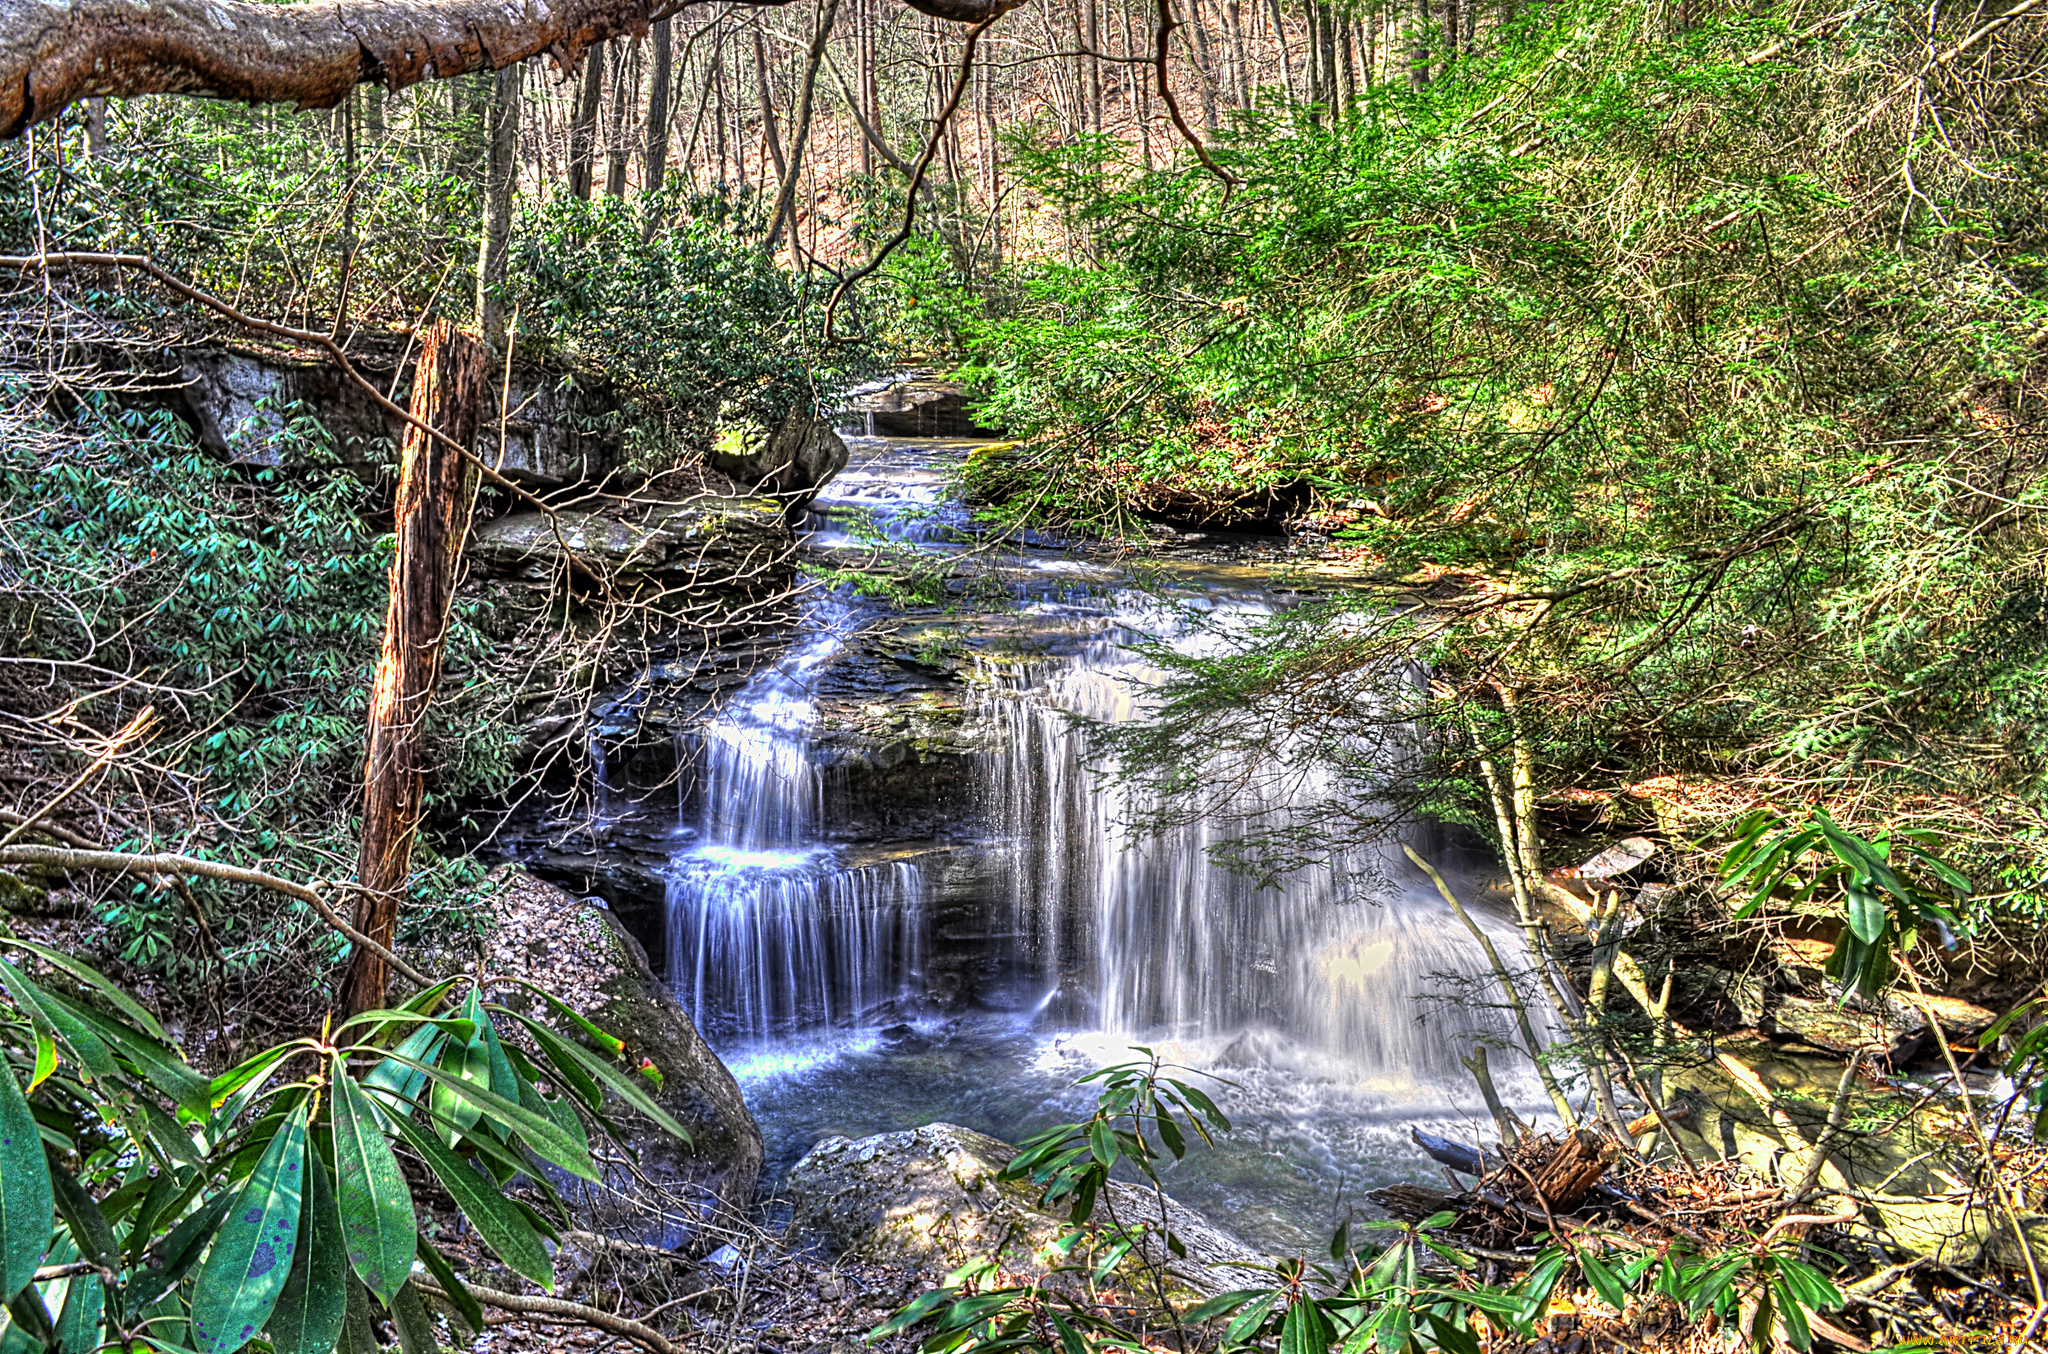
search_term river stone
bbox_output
[779,1123,1266,1297]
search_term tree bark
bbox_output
[478,63,521,349]
[0,0,1018,137]
[568,43,605,198]
[338,322,489,1018]
[767,0,846,251]
[644,16,674,196]
[606,37,639,195]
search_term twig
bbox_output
[0,844,432,989]
[413,1279,676,1354]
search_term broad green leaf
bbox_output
[331,1073,415,1305]
[1579,1249,1628,1312]
[1773,1277,1811,1351]
[415,1234,483,1336]
[0,940,169,1041]
[363,1026,446,1122]
[505,1015,692,1144]
[429,1038,488,1148]
[382,1054,594,1178]
[267,1138,346,1354]
[1184,1289,1267,1324]
[492,984,624,1055]
[188,1103,307,1354]
[386,1115,553,1290]
[0,1059,52,1301]
[53,1271,103,1354]
[1845,883,1885,945]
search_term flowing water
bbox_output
[662,433,1551,1253]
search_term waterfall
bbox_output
[976,597,1530,1087]
[665,601,926,1043]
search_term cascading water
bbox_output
[658,430,1551,1251]
[976,598,1532,1094]
[664,603,925,1043]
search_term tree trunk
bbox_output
[1410,0,1429,87]
[606,38,638,195]
[568,42,604,198]
[338,322,488,1018]
[753,29,788,193]
[645,16,674,196]
[477,62,520,349]
[767,0,845,251]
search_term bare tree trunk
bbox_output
[767,0,845,249]
[606,38,638,194]
[83,97,106,155]
[568,42,603,197]
[1084,0,1103,135]
[477,63,521,349]
[1338,13,1355,107]
[754,29,787,187]
[340,321,488,1018]
[1410,0,1429,86]
[1269,0,1295,100]
[644,17,673,199]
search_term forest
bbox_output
[0,0,2045,1350]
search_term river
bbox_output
[659,430,1550,1255]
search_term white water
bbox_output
[662,435,1551,1247]
[665,601,927,1042]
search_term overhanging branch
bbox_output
[0,0,1021,137]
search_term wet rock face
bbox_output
[844,378,1002,438]
[176,344,626,485]
[780,1123,1264,1296]
[709,412,852,506]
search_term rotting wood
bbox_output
[339,321,489,1018]
[1528,1128,1621,1211]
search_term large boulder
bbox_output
[709,411,850,505]
[466,871,764,1234]
[780,1123,1265,1298]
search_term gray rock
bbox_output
[708,411,850,505]
[467,496,789,584]
[176,344,624,486]
[780,1123,1266,1298]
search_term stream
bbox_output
[656,431,1552,1255]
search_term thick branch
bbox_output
[0,844,433,990]
[0,0,1020,136]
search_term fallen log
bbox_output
[1411,1128,1500,1178]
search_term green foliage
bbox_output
[0,943,686,1354]
[510,189,890,472]
[879,1053,1846,1354]
[1720,810,1970,999]
[0,390,514,991]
